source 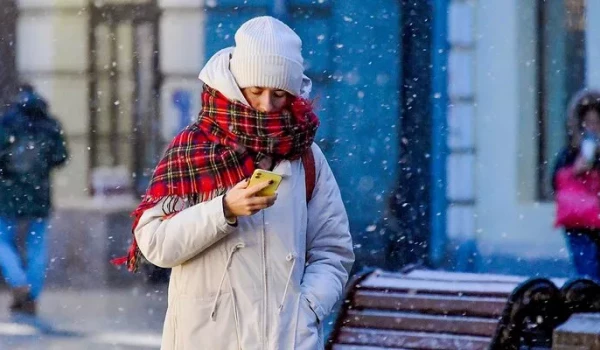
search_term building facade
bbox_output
[4,0,402,284]
[4,0,596,279]
[446,0,600,275]
[9,0,401,220]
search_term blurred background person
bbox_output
[0,84,69,315]
[553,89,600,281]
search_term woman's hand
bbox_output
[223,179,278,220]
[574,155,593,174]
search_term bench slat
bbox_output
[402,270,526,283]
[333,345,410,350]
[400,270,567,288]
[344,310,499,337]
[332,345,410,350]
[360,275,517,297]
[336,327,490,350]
[353,290,507,317]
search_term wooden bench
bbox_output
[553,279,600,349]
[326,268,582,350]
[553,313,600,349]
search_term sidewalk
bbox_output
[0,286,167,349]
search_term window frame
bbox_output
[536,0,586,201]
[88,1,162,197]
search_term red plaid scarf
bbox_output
[112,85,319,272]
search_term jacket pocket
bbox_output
[294,294,323,350]
[176,293,240,350]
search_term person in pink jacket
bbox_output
[117,16,354,350]
[553,90,600,281]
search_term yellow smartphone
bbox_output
[247,169,283,196]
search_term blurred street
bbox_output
[0,286,167,350]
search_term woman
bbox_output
[120,16,354,350]
[553,89,600,281]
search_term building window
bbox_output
[537,0,586,200]
[88,1,162,196]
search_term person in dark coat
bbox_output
[0,84,68,315]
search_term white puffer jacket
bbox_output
[134,48,354,350]
[135,144,354,350]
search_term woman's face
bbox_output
[241,87,290,113]
[582,109,600,135]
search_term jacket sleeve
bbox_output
[48,119,68,168]
[134,195,237,268]
[552,148,577,193]
[301,144,355,321]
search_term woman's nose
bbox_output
[260,95,275,113]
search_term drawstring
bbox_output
[278,252,296,313]
[228,269,243,349]
[211,243,245,321]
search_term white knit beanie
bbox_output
[230,16,305,96]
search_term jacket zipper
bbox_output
[262,212,268,348]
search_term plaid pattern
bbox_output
[113,85,319,272]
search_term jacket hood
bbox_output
[566,89,600,147]
[1,90,52,130]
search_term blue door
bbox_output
[203,0,401,244]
